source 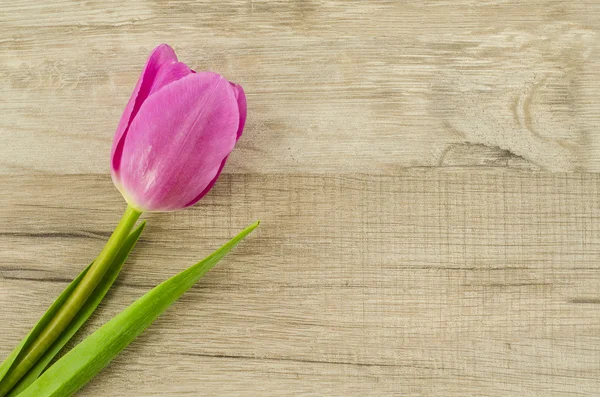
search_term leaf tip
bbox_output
[237,221,259,240]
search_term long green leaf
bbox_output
[0,265,92,384]
[6,221,146,396]
[17,221,259,397]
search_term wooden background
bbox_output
[1,1,600,396]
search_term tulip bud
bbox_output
[111,44,246,211]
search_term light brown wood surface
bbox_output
[1,1,600,396]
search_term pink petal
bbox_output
[119,72,240,211]
[182,82,247,207]
[183,155,230,208]
[229,82,247,139]
[111,44,192,176]
[149,61,193,96]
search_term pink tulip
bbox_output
[0,46,251,394]
[111,44,246,212]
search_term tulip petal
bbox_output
[149,61,193,97]
[111,44,192,176]
[183,83,247,208]
[183,156,228,208]
[229,82,247,139]
[119,72,240,211]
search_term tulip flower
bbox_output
[0,44,247,395]
[111,44,247,212]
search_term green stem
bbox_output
[0,205,142,397]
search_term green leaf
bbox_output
[0,266,92,385]
[5,221,146,397]
[17,221,259,397]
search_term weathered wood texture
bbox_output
[1,1,600,396]
[1,173,600,396]
[1,1,599,174]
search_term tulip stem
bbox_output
[0,205,142,397]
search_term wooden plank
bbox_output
[2,1,600,396]
[0,1,599,174]
[0,172,599,396]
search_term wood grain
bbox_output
[0,1,599,174]
[1,173,600,396]
[1,1,600,396]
